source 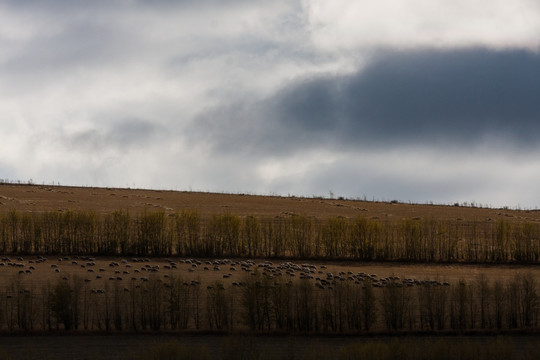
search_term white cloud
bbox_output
[252,146,540,208]
[303,0,540,52]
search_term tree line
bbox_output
[0,272,538,334]
[1,210,540,263]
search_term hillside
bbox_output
[0,183,538,223]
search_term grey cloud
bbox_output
[63,118,165,151]
[195,48,540,155]
[2,24,126,74]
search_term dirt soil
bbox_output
[0,184,539,222]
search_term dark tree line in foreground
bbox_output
[1,272,538,334]
[0,210,539,263]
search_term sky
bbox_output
[1,0,540,208]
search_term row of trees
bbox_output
[0,272,538,333]
[1,210,540,263]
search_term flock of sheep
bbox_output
[0,255,451,292]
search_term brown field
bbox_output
[2,255,539,288]
[1,184,540,358]
[3,184,538,289]
[1,183,539,222]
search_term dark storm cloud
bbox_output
[197,48,540,154]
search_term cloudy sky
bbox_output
[1,0,540,208]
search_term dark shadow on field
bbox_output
[0,335,539,360]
